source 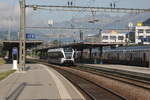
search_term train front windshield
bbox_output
[64,48,73,52]
[64,48,73,59]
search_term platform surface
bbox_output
[0,64,85,100]
[84,64,150,75]
[0,64,12,73]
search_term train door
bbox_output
[143,53,146,62]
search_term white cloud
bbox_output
[0,2,32,31]
[0,2,18,30]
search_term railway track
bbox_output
[34,59,150,89]
[29,59,150,100]
[74,64,150,89]
[43,63,127,100]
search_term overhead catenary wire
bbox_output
[26,26,133,31]
[70,0,96,39]
[25,0,150,41]
[26,5,150,13]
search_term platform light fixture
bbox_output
[48,20,53,27]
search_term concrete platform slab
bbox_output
[0,64,85,100]
[0,64,12,73]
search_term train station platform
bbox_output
[79,64,150,77]
[0,64,85,100]
[0,64,12,73]
[86,64,150,74]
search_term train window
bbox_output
[58,52,64,58]
[118,36,124,40]
[102,36,108,40]
[94,53,97,56]
[64,48,73,52]
[146,36,150,42]
[48,51,64,58]
[65,53,72,57]
[138,29,144,33]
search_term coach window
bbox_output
[146,36,150,42]
[58,52,64,58]
[56,52,59,58]
[53,52,57,58]
[52,53,55,57]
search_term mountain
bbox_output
[104,12,150,29]
[50,12,150,37]
[143,18,150,26]
[0,12,150,42]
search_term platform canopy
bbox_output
[1,40,43,50]
[35,42,125,51]
[61,42,125,50]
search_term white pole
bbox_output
[13,60,18,70]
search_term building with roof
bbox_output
[128,19,150,44]
[129,25,150,44]
[135,26,150,44]
[101,32,126,43]
[85,31,127,43]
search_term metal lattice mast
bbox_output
[19,0,26,71]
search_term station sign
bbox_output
[26,33,36,39]
[137,22,143,27]
[12,48,18,55]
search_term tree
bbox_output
[52,40,59,45]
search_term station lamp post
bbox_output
[48,19,54,43]
[48,20,53,27]
[48,19,53,34]
[99,29,102,42]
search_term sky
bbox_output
[0,0,150,32]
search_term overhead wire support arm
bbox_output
[25,26,101,30]
[25,5,150,13]
[25,26,130,31]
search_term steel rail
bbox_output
[34,59,150,89]
[77,64,150,83]
[42,62,126,100]
[28,59,150,96]
[75,64,150,90]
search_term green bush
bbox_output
[0,58,6,65]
